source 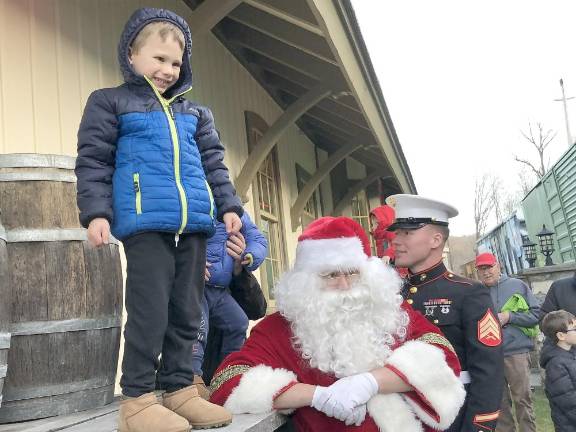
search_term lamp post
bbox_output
[536,224,555,266]
[521,235,537,268]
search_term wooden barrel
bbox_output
[0,216,9,409]
[0,154,123,423]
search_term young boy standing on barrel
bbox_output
[75,7,240,432]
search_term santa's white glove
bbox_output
[344,404,367,426]
[328,372,379,406]
[311,373,378,423]
[311,386,353,421]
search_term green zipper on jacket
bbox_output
[133,173,142,215]
[204,179,215,219]
[145,77,192,234]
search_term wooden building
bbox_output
[0,0,416,421]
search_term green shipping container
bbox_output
[522,143,576,265]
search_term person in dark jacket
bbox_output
[539,310,576,432]
[75,7,239,432]
[476,252,539,432]
[540,273,576,318]
[192,212,268,393]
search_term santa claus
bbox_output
[209,217,466,431]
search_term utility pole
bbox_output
[553,78,575,147]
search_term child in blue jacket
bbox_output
[75,7,238,431]
[193,213,267,384]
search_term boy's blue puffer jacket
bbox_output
[75,7,242,240]
[207,213,268,287]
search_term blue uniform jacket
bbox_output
[75,7,242,239]
[206,213,268,287]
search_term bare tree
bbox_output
[517,166,536,196]
[514,122,556,179]
[490,177,503,224]
[474,174,494,241]
[502,190,523,216]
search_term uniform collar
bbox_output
[408,260,447,286]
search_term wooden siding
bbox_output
[0,0,345,259]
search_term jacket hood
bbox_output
[118,7,193,98]
[370,205,396,241]
[540,341,575,368]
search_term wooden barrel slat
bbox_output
[0,217,10,409]
[0,385,114,424]
[0,154,123,423]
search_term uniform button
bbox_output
[434,319,439,324]
[420,274,427,281]
[410,286,418,294]
[407,299,413,305]
[448,273,454,278]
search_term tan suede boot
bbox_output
[163,385,232,429]
[118,392,190,432]
[193,375,210,400]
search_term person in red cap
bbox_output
[209,216,466,431]
[475,252,540,432]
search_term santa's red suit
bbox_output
[211,307,463,432]
[210,216,465,431]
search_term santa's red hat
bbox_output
[294,216,371,274]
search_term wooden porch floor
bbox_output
[0,401,287,432]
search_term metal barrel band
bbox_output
[0,154,76,170]
[0,171,76,183]
[10,316,122,336]
[5,228,119,245]
[0,333,10,350]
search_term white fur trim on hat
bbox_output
[385,341,466,430]
[368,393,424,432]
[294,237,368,274]
[223,365,297,414]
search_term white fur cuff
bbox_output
[368,394,424,432]
[223,365,297,414]
[385,341,466,429]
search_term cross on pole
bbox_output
[553,78,575,147]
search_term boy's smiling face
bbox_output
[129,31,184,94]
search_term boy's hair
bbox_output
[541,310,576,343]
[131,21,185,54]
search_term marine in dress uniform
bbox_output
[386,194,504,432]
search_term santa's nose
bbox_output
[332,275,352,290]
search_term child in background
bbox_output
[193,212,267,396]
[539,310,576,431]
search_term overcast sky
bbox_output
[351,0,576,235]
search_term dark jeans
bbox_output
[192,284,249,376]
[120,231,206,397]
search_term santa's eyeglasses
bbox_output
[319,270,361,283]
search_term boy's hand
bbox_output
[226,232,246,261]
[87,218,110,247]
[241,253,253,267]
[223,212,242,234]
[205,262,212,281]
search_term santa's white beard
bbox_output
[275,257,409,378]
